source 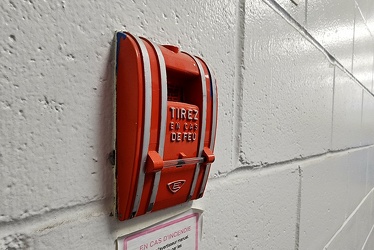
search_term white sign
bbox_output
[117,210,202,250]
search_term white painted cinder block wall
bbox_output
[1,0,374,249]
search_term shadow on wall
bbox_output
[98,35,116,219]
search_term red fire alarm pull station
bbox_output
[115,32,217,220]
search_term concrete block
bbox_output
[362,91,374,146]
[299,148,373,249]
[241,0,333,166]
[0,234,32,250]
[299,153,350,250]
[363,191,374,250]
[0,0,238,219]
[325,216,357,250]
[355,192,374,250]
[6,165,299,250]
[325,190,374,250]
[346,149,369,216]
[307,0,355,71]
[331,67,363,150]
[371,188,374,232]
[275,0,306,26]
[353,6,374,90]
[365,3,374,38]
[0,199,194,250]
[196,164,299,249]
[356,0,372,23]
[34,214,113,250]
[366,147,374,193]
[363,227,374,250]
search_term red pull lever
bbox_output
[145,147,215,173]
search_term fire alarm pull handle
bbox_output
[164,157,204,168]
[146,147,215,172]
